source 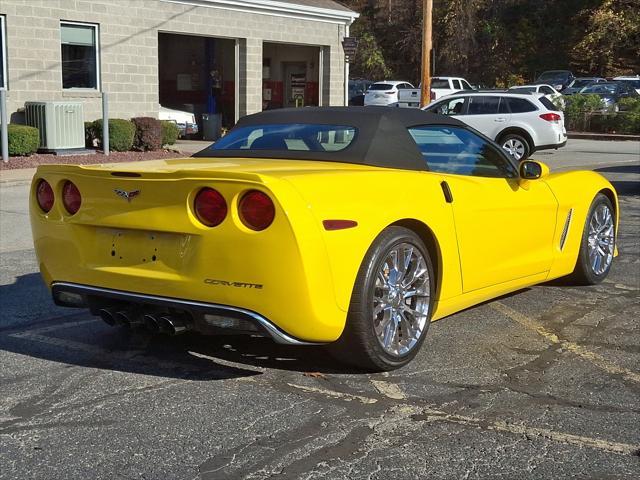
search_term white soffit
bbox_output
[160,0,359,24]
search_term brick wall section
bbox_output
[0,0,349,122]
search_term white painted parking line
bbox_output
[287,383,378,404]
[9,318,98,336]
[491,301,640,383]
[8,321,237,375]
[414,405,640,456]
[289,384,639,456]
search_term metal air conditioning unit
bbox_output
[25,101,85,151]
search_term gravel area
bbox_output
[0,149,188,170]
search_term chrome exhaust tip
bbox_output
[143,314,160,333]
[98,308,119,327]
[115,311,131,327]
[116,310,144,329]
[159,315,188,336]
[157,316,175,335]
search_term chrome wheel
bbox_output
[373,243,430,357]
[502,138,526,160]
[587,204,615,275]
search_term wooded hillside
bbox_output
[342,0,640,86]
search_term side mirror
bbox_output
[520,160,549,180]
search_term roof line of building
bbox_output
[160,0,359,25]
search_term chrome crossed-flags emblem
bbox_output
[114,189,141,202]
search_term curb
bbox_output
[0,167,36,187]
[568,132,640,141]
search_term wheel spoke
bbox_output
[399,311,418,341]
[382,315,398,348]
[373,302,390,317]
[402,261,427,289]
[403,288,428,299]
[402,304,428,319]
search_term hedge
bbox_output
[565,96,640,134]
[91,118,136,152]
[1,124,40,156]
[131,117,163,151]
[161,120,180,146]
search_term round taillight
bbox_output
[194,188,227,227]
[62,181,82,215]
[36,179,54,213]
[239,190,275,231]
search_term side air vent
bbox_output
[559,208,573,250]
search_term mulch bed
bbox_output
[0,149,189,170]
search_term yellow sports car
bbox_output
[30,107,618,370]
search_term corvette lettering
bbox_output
[204,279,263,289]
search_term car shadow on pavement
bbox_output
[0,274,358,379]
[595,165,640,197]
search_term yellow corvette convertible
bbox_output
[30,107,618,370]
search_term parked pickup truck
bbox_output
[397,77,474,107]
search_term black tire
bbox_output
[329,226,435,371]
[499,133,531,161]
[568,193,616,285]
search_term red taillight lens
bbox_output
[239,190,275,231]
[36,179,54,213]
[430,90,435,100]
[194,188,227,227]
[62,181,81,215]
[540,113,562,123]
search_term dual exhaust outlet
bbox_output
[98,308,189,336]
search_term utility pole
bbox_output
[420,0,433,107]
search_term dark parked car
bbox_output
[534,70,575,91]
[563,77,607,95]
[578,82,640,111]
[348,79,373,106]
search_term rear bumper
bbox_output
[52,282,324,345]
[535,140,567,151]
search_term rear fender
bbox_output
[284,170,462,315]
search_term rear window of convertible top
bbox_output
[212,124,357,152]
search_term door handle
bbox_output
[494,117,507,122]
[440,181,453,203]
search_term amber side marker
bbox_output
[323,220,358,231]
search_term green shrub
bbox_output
[617,97,640,133]
[2,124,40,156]
[131,117,163,151]
[564,94,605,131]
[84,121,96,148]
[161,120,180,145]
[91,118,135,152]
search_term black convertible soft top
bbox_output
[193,106,468,171]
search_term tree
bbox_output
[571,0,640,75]
[341,0,640,86]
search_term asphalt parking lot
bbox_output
[1,139,639,479]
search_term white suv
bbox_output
[364,81,414,106]
[423,92,567,161]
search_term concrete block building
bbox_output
[0,0,357,132]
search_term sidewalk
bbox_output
[568,132,640,141]
[0,167,36,187]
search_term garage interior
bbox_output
[158,32,236,139]
[262,43,320,110]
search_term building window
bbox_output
[61,22,99,90]
[0,15,7,89]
